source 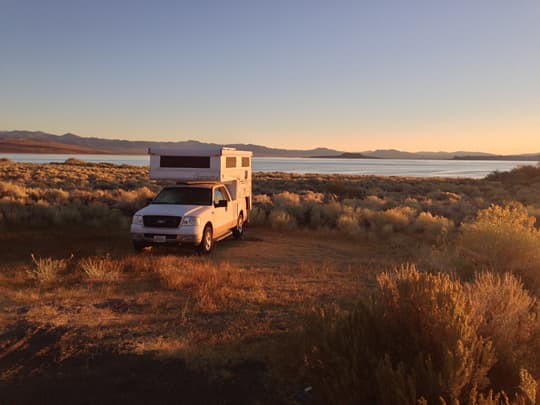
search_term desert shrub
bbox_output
[458,203,540,291]
[271,191,316,226]
[526,205,540,225]
[43,188,70,204]
[302,191,325,203]
[360,195,387,210]
[468,272,539,397]
[111,187,155,214]
[63,158,87,165]
[414,211,454,240]
[268,209,297,230]
[28,254,73,285]
[0,181,28,199]
[336,210,361,236]
[79,256,121,282]
[323,180,366,199]
[308,204,324,228]
[248,206,267,225]
[303,266,536,404]
[0,162,156,228]
[252,193,272,206]
[272,191,301,207]
[373,206,415,232]
[486,163,540,185]
[316,201,343,228]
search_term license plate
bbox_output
[153,235,167,243]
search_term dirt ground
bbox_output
[0,226,419,404]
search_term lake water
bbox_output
[0,153,536,179]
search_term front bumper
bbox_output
[130,224,203,246]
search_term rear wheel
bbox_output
[197,224,213,254]
[233,213,244,239]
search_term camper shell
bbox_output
[130,147,252,253]
[148,147,252,209]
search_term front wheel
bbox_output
[233,213,244,239]
[197,224,213,254]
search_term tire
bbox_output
[197,224,213,254]
[233,213,244,239]
[133,241,146,252]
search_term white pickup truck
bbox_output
[130,147,252,253]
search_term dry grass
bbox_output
[27,253,73,285]
[1,161,540,403]
[79,255,122,283]
[155,256,266,311]
[0,227,374,402]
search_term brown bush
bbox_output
[458,203,540,292]
[468,272,539,398]
[303,266,536,404]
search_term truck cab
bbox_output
[130,147,252,253]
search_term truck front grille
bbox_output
[144,234,178,240]
[143,215,181,228]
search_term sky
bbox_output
[1,0,539,154]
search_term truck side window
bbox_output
[217,186,230,201]
[214,188,225,204]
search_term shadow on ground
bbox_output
[0,323,278,405]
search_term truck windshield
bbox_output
[152,187,212,205]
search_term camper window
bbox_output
[160,156,210,168]
[242,157,250,167]
[226,157,237,168]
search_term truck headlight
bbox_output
[181,216,201,226]
[132,215,143,225]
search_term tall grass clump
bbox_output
[79,256,121,282]
[303,265,536,404]
[458,203,540,291]
[28,254,73,285]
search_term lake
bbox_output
[0,153,536,179]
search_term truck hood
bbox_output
[135,204,208,217]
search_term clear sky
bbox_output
[1,0,539,153]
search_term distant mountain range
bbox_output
[0,131,338,157]
[0,130,539,161]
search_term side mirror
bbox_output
[146,198,154,205]
[215,199,228,208]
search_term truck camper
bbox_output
[130,147,252,253]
